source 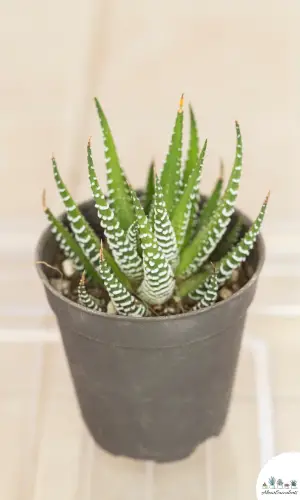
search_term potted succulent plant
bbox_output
[36,95,268,462]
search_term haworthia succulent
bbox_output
[78,274,104,311]
[46,96,269,318]
[42,191,103,285]
[52,157,101,267]
[182,104,200,186]
[192,271,219,309]
[98,245,147,317]
[197,161,224,229]
[160,94,184,215]
[94,98,135,230]
[153,174,179,268]
[87,139,143,282]
[189,193,269,300]
[129,187,175,305]
[176,121,243,278]
[144,160,155,215]
[172,140,207,250]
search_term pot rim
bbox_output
[35,198,266,323]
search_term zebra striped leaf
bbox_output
[129,186,175,305]
[198,160,224,229]
[144,160,155,215]
[182,103,199,186]
[87,139,143,282]
[94,98,135,230]
[176,121,243,278]
[98,245,147,317]
[172,140,207,250]
[160,94,184,215]
[52,157,101,268]
[153,174,178,268]
[43,191,103,285]
[192,269,219,309]
[189,193,270,300]
[78,274,104,311]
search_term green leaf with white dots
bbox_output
[87,139,143,282]
[182,104,199,186]
[176,121,243,278]
[77,274,104,311]
[52,156,101,268]
[52,157,131,289]
[43,198,103,285]
[172,140,207,250]
[94,98,135,230]
[198,161,224,229]
[188,193,270,300]
[153,174,178,268]
[98,247,147,317]
[144,160,155,215]
[160,95,184,215]
[129,187,175,305]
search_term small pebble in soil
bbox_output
[162,306,177,316]
[106,300,116,315]
[50,278,70,296]
[231,269,240,283]
[219,287,233,300]
[62,258,76,278]
[231,283,240,292]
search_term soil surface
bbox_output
[48,249,253,317]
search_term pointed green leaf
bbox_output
[211,215,243,261]
[198,160,224,229]
[43,194,103,285]
[144,161,155,215]
[176,269,209,298]
[87,140,143,282]
[94,98,135,230]
[182,192,201,248]
[182,103,199,186]
[189,193,270,300]
[214,192,270,287]
[183,159,224,248]
[78,274,104,311]
[160,95,184,215]
[98,247,147,317]
[52,156,101,267]
[125,221,139,247]
[153,174,179,268]
[52,157,131,290]
[129,187,175,305]
[102,247,134,292]
[172,140,207,250]
[192,271,219,309]
[176,121,243,278]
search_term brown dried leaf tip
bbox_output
[79,272,86,285]
[178,93,184,113]
[42,189,47,212]
[265,190,271,204]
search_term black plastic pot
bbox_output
[35,199,265,463]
